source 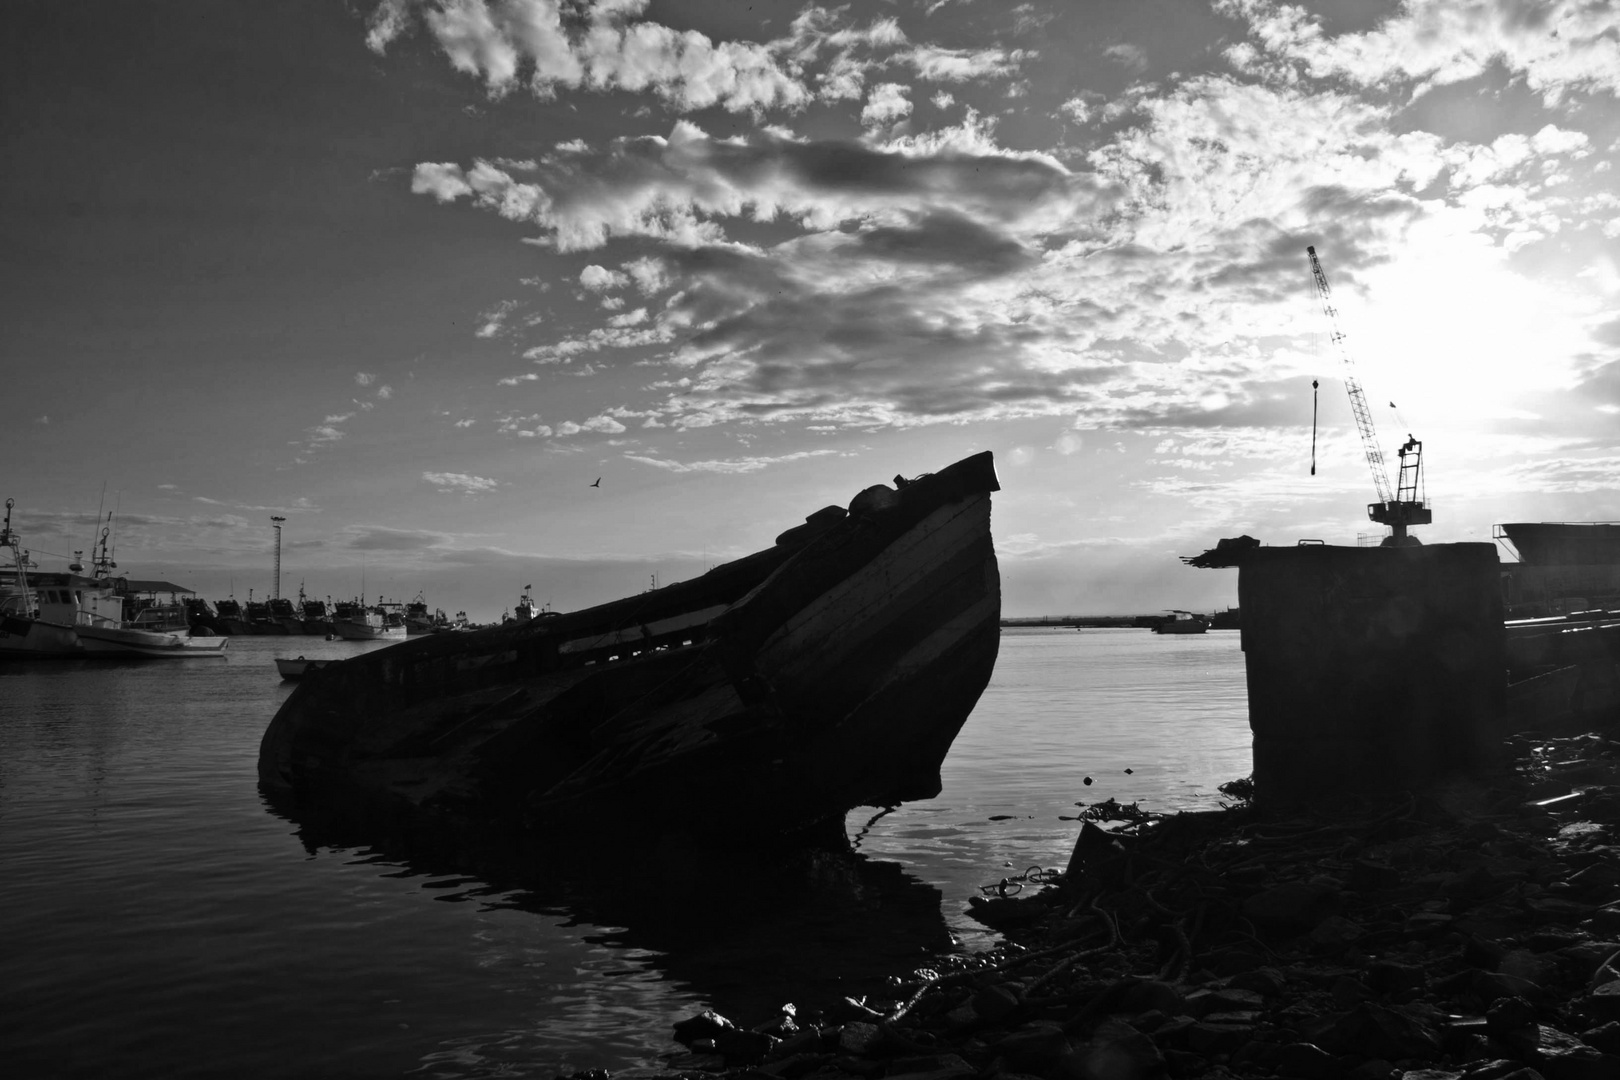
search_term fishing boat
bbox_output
[275,656,334,680]
[1152,610,1209,634]
[76,584,229,658]
[331,600,407,641]
[259,451,1002,849]
[1,501,226,659]
[299,593,334,636]
[213,597,251,636]
[1,500,84,657]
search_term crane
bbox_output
[1306,245,1430,545]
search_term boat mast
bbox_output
[1,498,36,615]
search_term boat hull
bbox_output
[76,625,228,657]
[259,452,1002,849]
[331,620,407,641]
[276,657,334,680]
[0,616,84,658]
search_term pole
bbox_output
[271,516,286,599]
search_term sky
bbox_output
[4,0,1619,622]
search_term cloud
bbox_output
[623,449,843,474]
[862,83,913,126]
[346,525,452,551]
[422,471,501,493]
[475,298,519,337]
[1219,0,1620,106]
[580,264,630,291]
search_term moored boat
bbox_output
[259,451,1003,849]
[213,597,251,636]
[1496,522,1620,617]
[331,601,407,641]
[1152,610,1209,634]
[275,655,335,680]
[1,501,226,659]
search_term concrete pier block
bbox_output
[1238,543,1506,806]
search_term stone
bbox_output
[838,1023,883,1056]
[1229,967,1288,997]
[1578,1021,1620,1054]
[1183,987,1264,1017]
[1366,961,1428,997]
[1244,881,1340,931]
[674,1010,737,1044]
[991,1024,1070,1074]
[715,1028,780,1061]
[972,984,1021,1025]
[1311,916,1367,950]
[1072,1019,1165,1080]
[1275,1041,1341,1079]
[1307,1003,1442,1060]
[1186,1020,1254,1054]
[1121,979,1185,1016]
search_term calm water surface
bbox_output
[0,628,1251,1078]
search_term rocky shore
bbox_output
[582,729,1620,1080]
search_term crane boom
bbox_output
[1305,245,1431,544]
[1307,246,1393,505]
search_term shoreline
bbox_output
[599,728,1620,1080]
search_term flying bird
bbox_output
[590,477,601,488]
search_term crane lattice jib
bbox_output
[1307,247,1394,506]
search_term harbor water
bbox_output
[0,627,1250,1078]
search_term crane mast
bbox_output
[1306,246,1430,544]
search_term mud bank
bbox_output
[586,729,1620,1080]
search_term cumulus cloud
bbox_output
[580,264,630,291]
[383,0,1620,460]
[1218,0,1620,106]
[422,470,501,493]
[862,83,913,126]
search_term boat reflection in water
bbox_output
[272,803,957,1032]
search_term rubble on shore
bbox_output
[586,730,1620,1080]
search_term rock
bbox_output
[1071,1019,1165,1080]
[1311,916,1367,951]
[1343,1060,1396,1080]
[1584,980,1620,1020]
[1461,1061,1544,1080]
[714,1028,780,1061]
[882,1053,976,1080]
[1243,880,1340,931]
[1307,1003,1442,1060]
[674,1009,737,1044]
[1366,961,1428,997]
[972,984,1021,1025]
[838,1022,884,1056]
[1275,1041,1341,1079]
[1229,966,1289,997]
[991,1024,1070,1074]
[1579,1021,1620,1054]
[1185,1020,1254,1054]
[1121,979,1184,1016]
[1183,986,1264,1017]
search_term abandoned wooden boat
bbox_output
[258,451,1002,848]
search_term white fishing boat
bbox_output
[1,500,226,659]
[331,600,407,641]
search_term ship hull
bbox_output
[259,452,1001,849]
[0,616,83,658]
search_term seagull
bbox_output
[590,477,601,488]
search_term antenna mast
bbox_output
[271,516,286,599]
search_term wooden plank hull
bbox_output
[258,452,1002,849]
